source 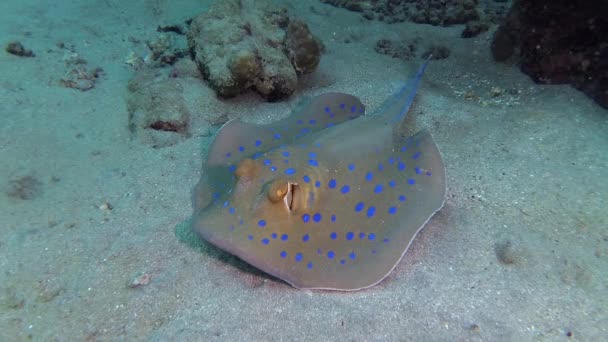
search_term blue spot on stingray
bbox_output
[302,234,310,242]
[426,171,432,176]
[340,259,346,265]
[412,152,421,160]
[374,184,383,193]
[331,214,336,222]
[248,235,254,240]
[415,167,422,174]
[308,159,319,167]
[327,250,335,259]
[297,119,303,125]
[222,201,229,207]
[351,105,357,113]
[378,163,384,171]
[388,157,395,164]
[284,168,296,175]
[330,232,337,240]
[295,253,303,262]
[280,251,287,258]
[398,162,406,171]
[302,214,310,223]
[263,159,272,166]
[340,185,350,194]
[315,180,321,188]
[367,206,376,217]
[239,146,244,152]
[273,133,281,139]
[366,172,374,182]
[388,207,397,215]
[349,252,357,260]
[368,233,376,241]
[408,178,416,185]
[348,163,355,171]
[346,232,354,240]
[309,152,317,159]
[282,151,290,157]
[307,262,313,269]
[258,219,266,227]
[271,233,278,239]
[328,179,337,188]
[313,213,322,222]
[355,202,365,212]
[324,106,330,113]
[229,165,236,172]
[309,119,316,125]
[383,238,390,244]
[400,146,407,152]
[225,152,231,157]
[359,232,366,239]
[255,140,262,147]
[300,128,310,134]
[303,175,311,183]
[252,152,263,160]
[261,238,270,245]
[281,234,288,241]
[229,207,235,214]
[388,180,396,188]
[270,166,277,172]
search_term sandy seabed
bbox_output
[1,0,606,340]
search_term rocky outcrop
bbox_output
[492,0,608,109]
[187,0,322,101]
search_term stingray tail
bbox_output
[380,55,431,124]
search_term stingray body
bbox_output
[191,59,446,291]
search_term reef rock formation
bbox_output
[492,0,608,109]
[187,0,322,101]
[320,0,480,26]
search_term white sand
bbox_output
[1,0,606,340]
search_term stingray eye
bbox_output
[267,179,289,203]
[235,158,259,179]
[267,179,299,212]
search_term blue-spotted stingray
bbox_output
[191,58,446,291]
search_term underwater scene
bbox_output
[1,0,606,340]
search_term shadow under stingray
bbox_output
[174,218,288,287]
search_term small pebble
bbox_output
[129,273,151,288]
[6,41,35,57]
[490,86,503,97]
[99,202,113,211]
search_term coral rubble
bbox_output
[320,0,480,26]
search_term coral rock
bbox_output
[187,0,322,101]
[285,20,321,74]
[492,0,608,109]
